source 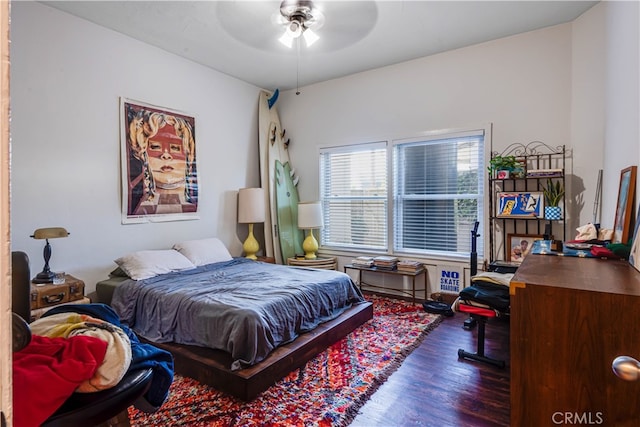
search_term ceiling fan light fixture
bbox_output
[278,0,323,48]
[278,31,295,48]
[302,27,319,47]
[286,20,303,38]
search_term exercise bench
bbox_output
[456,221,510,368]
[457,303,505,368]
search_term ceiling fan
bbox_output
[216,1,376,55]
[276,0,325,48]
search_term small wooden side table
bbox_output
[287,257,338,270]
[343,264,426,304]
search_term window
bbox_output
[319,142,387,251]
[393,130,484,258]
[319,127,486,260]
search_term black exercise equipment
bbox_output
[457,222,509,368]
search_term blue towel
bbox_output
[43,303,174,411]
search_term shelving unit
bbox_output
[488,141,566,264]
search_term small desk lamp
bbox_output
[30,227,69,284]
[298,201,323,260]
[238,188,265,260]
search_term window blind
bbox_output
[393,131,484,258]
[319,142,388,250]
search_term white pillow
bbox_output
[114,250,195,280]
[172,237,232,266]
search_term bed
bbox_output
[103,239,373,400]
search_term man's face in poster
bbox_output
[147,129,187,190]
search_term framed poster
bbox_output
[507,234,543,263]
[497,192,543,218]
[613,166,637,243]
[629,202,640,273]
[120,97,199,224]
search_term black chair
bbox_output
[457,294,507,368]
[12,251,154,427]
[456,223,509,368]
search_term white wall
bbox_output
[567,0,639,236]
[10,2,262,294]
[571,2,606,228]
[278,23,578,264]
[601,0,640,230]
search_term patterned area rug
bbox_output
[129,295,442,426]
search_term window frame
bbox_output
[318,124,491,262]
[319,140,389,252]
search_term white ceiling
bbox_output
[41,1,598,91]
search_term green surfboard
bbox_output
[275,160,304,262]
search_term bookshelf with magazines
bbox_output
[344,257,426,303]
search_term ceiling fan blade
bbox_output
[305,9,325,30]
[271,10,288,27]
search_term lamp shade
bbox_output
[298,201,323,229]
[238,188,265,224]
[31,227,69,240]
[303,28,319,46]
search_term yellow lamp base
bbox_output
[302,229,318,260]
[243,223,260,260]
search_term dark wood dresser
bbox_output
[510,254,640,426]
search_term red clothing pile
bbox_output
[13,334,107,427]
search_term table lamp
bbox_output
[298,201,323,260]
[238,188,265,260]
[30,227,69,284]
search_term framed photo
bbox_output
[613,166,637,243]
[120,97,199,224]
[507,234,543,263]
[629,202,640,273]
[497,192,544,218]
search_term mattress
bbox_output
[111,258,365,370]
[96,276,129,305]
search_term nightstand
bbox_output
[30,274,90,320]
[287,256,337,270]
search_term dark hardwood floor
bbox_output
[351,311,510,427]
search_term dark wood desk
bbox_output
[510,255,640,426]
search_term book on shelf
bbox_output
[525,168,563,178]
[373,256,398,270]
[373,260,397,265]
[398,259,421,267]
[351,256,374,267]
[373,256,398,263]
[397,260,423,272]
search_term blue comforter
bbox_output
[112,258,364,370]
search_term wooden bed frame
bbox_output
[149,301,373,401]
